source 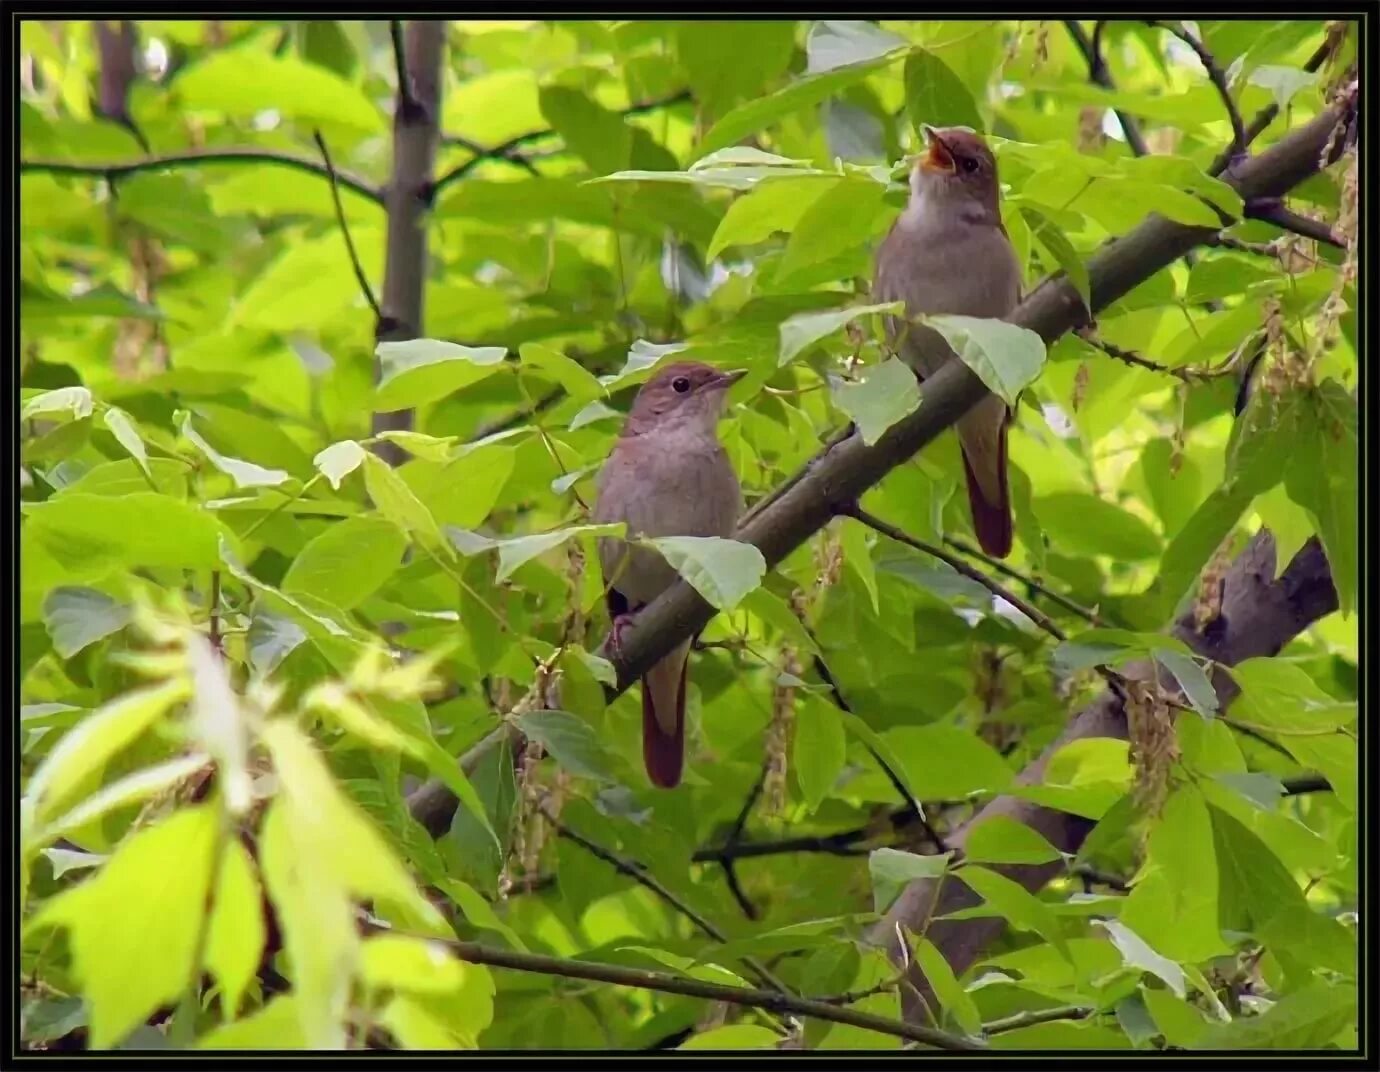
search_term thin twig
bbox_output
[432,90,692,196]
[207,570,222,655]
[389,20,415,113]
[843,505,1067,643]
[1063,21,1152,157]
[1244,199,1344,248]
[717,764,768,919]
[313,130,382,320]
[538,803,790,995]
[21,149,382,203]
[368,921,980,1050]
[1076,325,1260,384]
[1147,21,1247,161]
[942,536,1103,626]
[984,1004,1094,1036]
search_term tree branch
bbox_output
[406,96,1355,855]
[873,533,1340,1022]
[21,149,383,203]
[373,20,446,467]
[372,925,980,1050]
[431,89,692,197]
[93,19,149,152]
[1062,21,1151,157]
[1148,21,1247,162]
[984,1004,1094,1035]
[389,20,415,115]
[1244,198,1345,248]
[941,536,1103,626]
[1076,324,1262,383]
[313,130,381,320]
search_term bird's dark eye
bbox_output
[960,156,980,174]
[672,376,691,394]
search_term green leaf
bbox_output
[518,343,605,401]
[101,407,151,478]
[707,177,838,261]
[840,517,879,613]
[37,755,211,850]
[1021,208,1089,312]
[779,301,903,366]
[1208,803,1306,935]
[282,517,407,610]
[32,805,219,1048]
[884,724,1014,799]
[539,86,631,174]
[1149,482,1254,618]
[922,315,1046,408]
[1285,382,1357,615]
[515,710,622,784]
[24,677,189,827]
[777,177,890,283]
[205,838,265,1017]
[868,847,951,912]
[1229,658,1356,735]
[197,995,306,1050]
[375,431,458,462]
[363,454,448,555]
[25,493,231,577]
[1034,493,1161,560]
[953,865,1069,959]
[675,21,797,119]
[495,524,624,583]
[807,20,909,73]
[375,340,509,411]
[1198,981,1356,1050]
[1247,65,1320,110]
[360,933,465,994]
[1093,918,1185,998]
[903,48,983,134]
[22,385,93,421]
[1141,986,1210,1049]
[1152,648,1219,719]
[793,694,846,813]
[640,535,766,610]
[312,440,367,489]
[829,357,922,446]
[42,587,130,659]
[699,43,909,156]
[963,815,1063,865]
[173,49,384,133]
[913,936,981,1035]
[679,1024,782,1050]
[179,412,290,489]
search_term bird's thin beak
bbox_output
[709,368,747,390]
[920,124,956,175]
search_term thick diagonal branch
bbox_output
[406,99,1353,838]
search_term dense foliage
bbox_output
[18,19,1358,1052]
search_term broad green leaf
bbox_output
[1208,803,1306,935]
[914,936,981,1035]
[205,838,265,1018]
[807,20,909,73]
[1093,919,1185,998]
[174,49,384,133]
[379,963,495,1050]
[923,315,1046,408]
[1034,493,1161,560]
[22,386,93,421]
[676,21,796,119]
[777,177,890,283]
[518,343,605,401]
[963,815,1063,865]
[37,755,210,849]
[187,633,252,817]
[829,357,922,445]
[680,1025,782,1050]
[42,586,129,659]
[375,431,457,462]
[884,723,1014,799]
[903,48,983,134]
[779,301,903,366]
[360,934,465,995]
[32,805,218,1048]
[1285,382,1357,615]
[836,709,927,812]
[1248,65,1320,110]
[953,865,1069,959]
[313,440,367,489]
[840,516,879,612]
[197,995,306,1050]
[707,177,838,261]
[1141,986,1210,1049]
[640,535,767,610]
[1149,482,1254,619]
[1021,208,1089,312]
[868,847,951,912]
[282,517,407,610]
[25,493,231,577]
[1229,658,1356,735]
[539,85,631,174]
[363,454,448,555]
[101,407,151,478]
[496,524,624,583]
[515,710,621,783]
[793,693,846,813]
[1198,981,1356,1050]
[699,43,908,155]
[1152,648,1219,719]
[24,677,189,827]
[375,340,508,411]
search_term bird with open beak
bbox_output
[874,124,1023,558]
[593,361,745,788]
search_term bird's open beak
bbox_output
[920,124,957,175]
[708,368,747,390]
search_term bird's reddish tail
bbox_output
[642,644,690,788]
[961,423,1012,559]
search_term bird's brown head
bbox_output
[911,125,1002,220]
[623,361,745,437]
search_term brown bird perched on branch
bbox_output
[593,362,745,788]
[874,125,1022,558]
